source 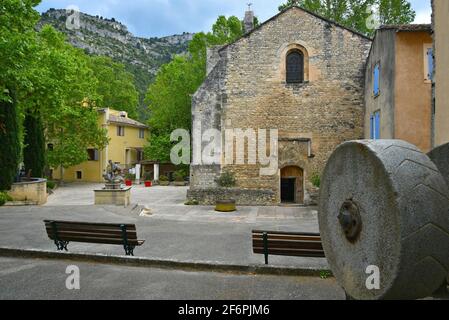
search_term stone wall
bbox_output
[191,7,372,205]
[8,179,47,205]
[432,0,449,147]
[187,188,276,206]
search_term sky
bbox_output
[36,0,432,38]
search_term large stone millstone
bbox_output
[319,140,449,300]
[428,142,449,190]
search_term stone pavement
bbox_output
[0,257,343,300]
[0,184,326,270]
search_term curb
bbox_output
[0,247,332,278]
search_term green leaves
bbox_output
[144,15,245,163]
[89,56,139,120]
[1,0,119,172]
[278,0,416,36]
[0,0,41,103]
[143,134,172,163]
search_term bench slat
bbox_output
[252,230,320,237]
[47,230,138,241]
[46,235,142,246]
[45,223,136,232]
[254,248,326,258]
[253,235,321,242]
[44,220,136,229]
[253,240,323,250]
[46,227,137,238]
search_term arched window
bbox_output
[286,50,304,83]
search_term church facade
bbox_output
[188,6,372,205]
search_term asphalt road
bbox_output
[0,257,344,300]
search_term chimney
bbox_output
[244,6,255,33]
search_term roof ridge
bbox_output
[219,5,372,53]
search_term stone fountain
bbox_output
[94,160,131,206]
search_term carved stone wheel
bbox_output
[319,140,449,300]
[428,142,449,191]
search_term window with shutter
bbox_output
[370,111,381,140]
[87,148,99,161]
[426,46,434,81]
[373,64,380,97]
[286,51,304,83]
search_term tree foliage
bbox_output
[0,0,40,104]
[0,0,39,190]
[144,15,249,162]
[88,56,139,120]
[278,0,416,36]
[1,0,142,179]
[23,112,45,178]
[0,90,21,190]
[26,25,109,169]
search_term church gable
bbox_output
[220,6,372,54]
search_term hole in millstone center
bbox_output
[338,200,362,243]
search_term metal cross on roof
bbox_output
[247,3,253,10]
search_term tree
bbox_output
[145,16,247,163]
[0,90,21,190]
[278,0,416,36]
[143,134,172,163]
[31,26,109,172]
[0,0,41,190]
[89,56,139,120]
[0,0,40,104]
[378,0,415,25]
[1,1,112,183]
[23,111,45,178]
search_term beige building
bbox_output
[432,0,449,147]
[53,108,149,182]
[364,25,433,152]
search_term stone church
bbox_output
[188,6,372,206]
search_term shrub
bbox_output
[185,199,199,206]
[125,173,136,181]
[47,181,56,190]
[310,173,321,188]
[0,192,12,206]
[159,175,169,182]
[143,172,152,181]
[215,171,236,188]
[174,170,185,182]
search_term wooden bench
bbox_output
[252,230,325,264]
[44,220,145,256]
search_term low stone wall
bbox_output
[187,188,276,206]
[94,187,131,206]
[8,178,47,205]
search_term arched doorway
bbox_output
[281,166,304,204]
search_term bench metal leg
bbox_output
[263,232,269,265]
[124,245,135,256]
[54,240,69,252]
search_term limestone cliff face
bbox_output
[38,9,193,119]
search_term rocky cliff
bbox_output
[39,9,193,120]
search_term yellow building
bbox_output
[53,108,149,182]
